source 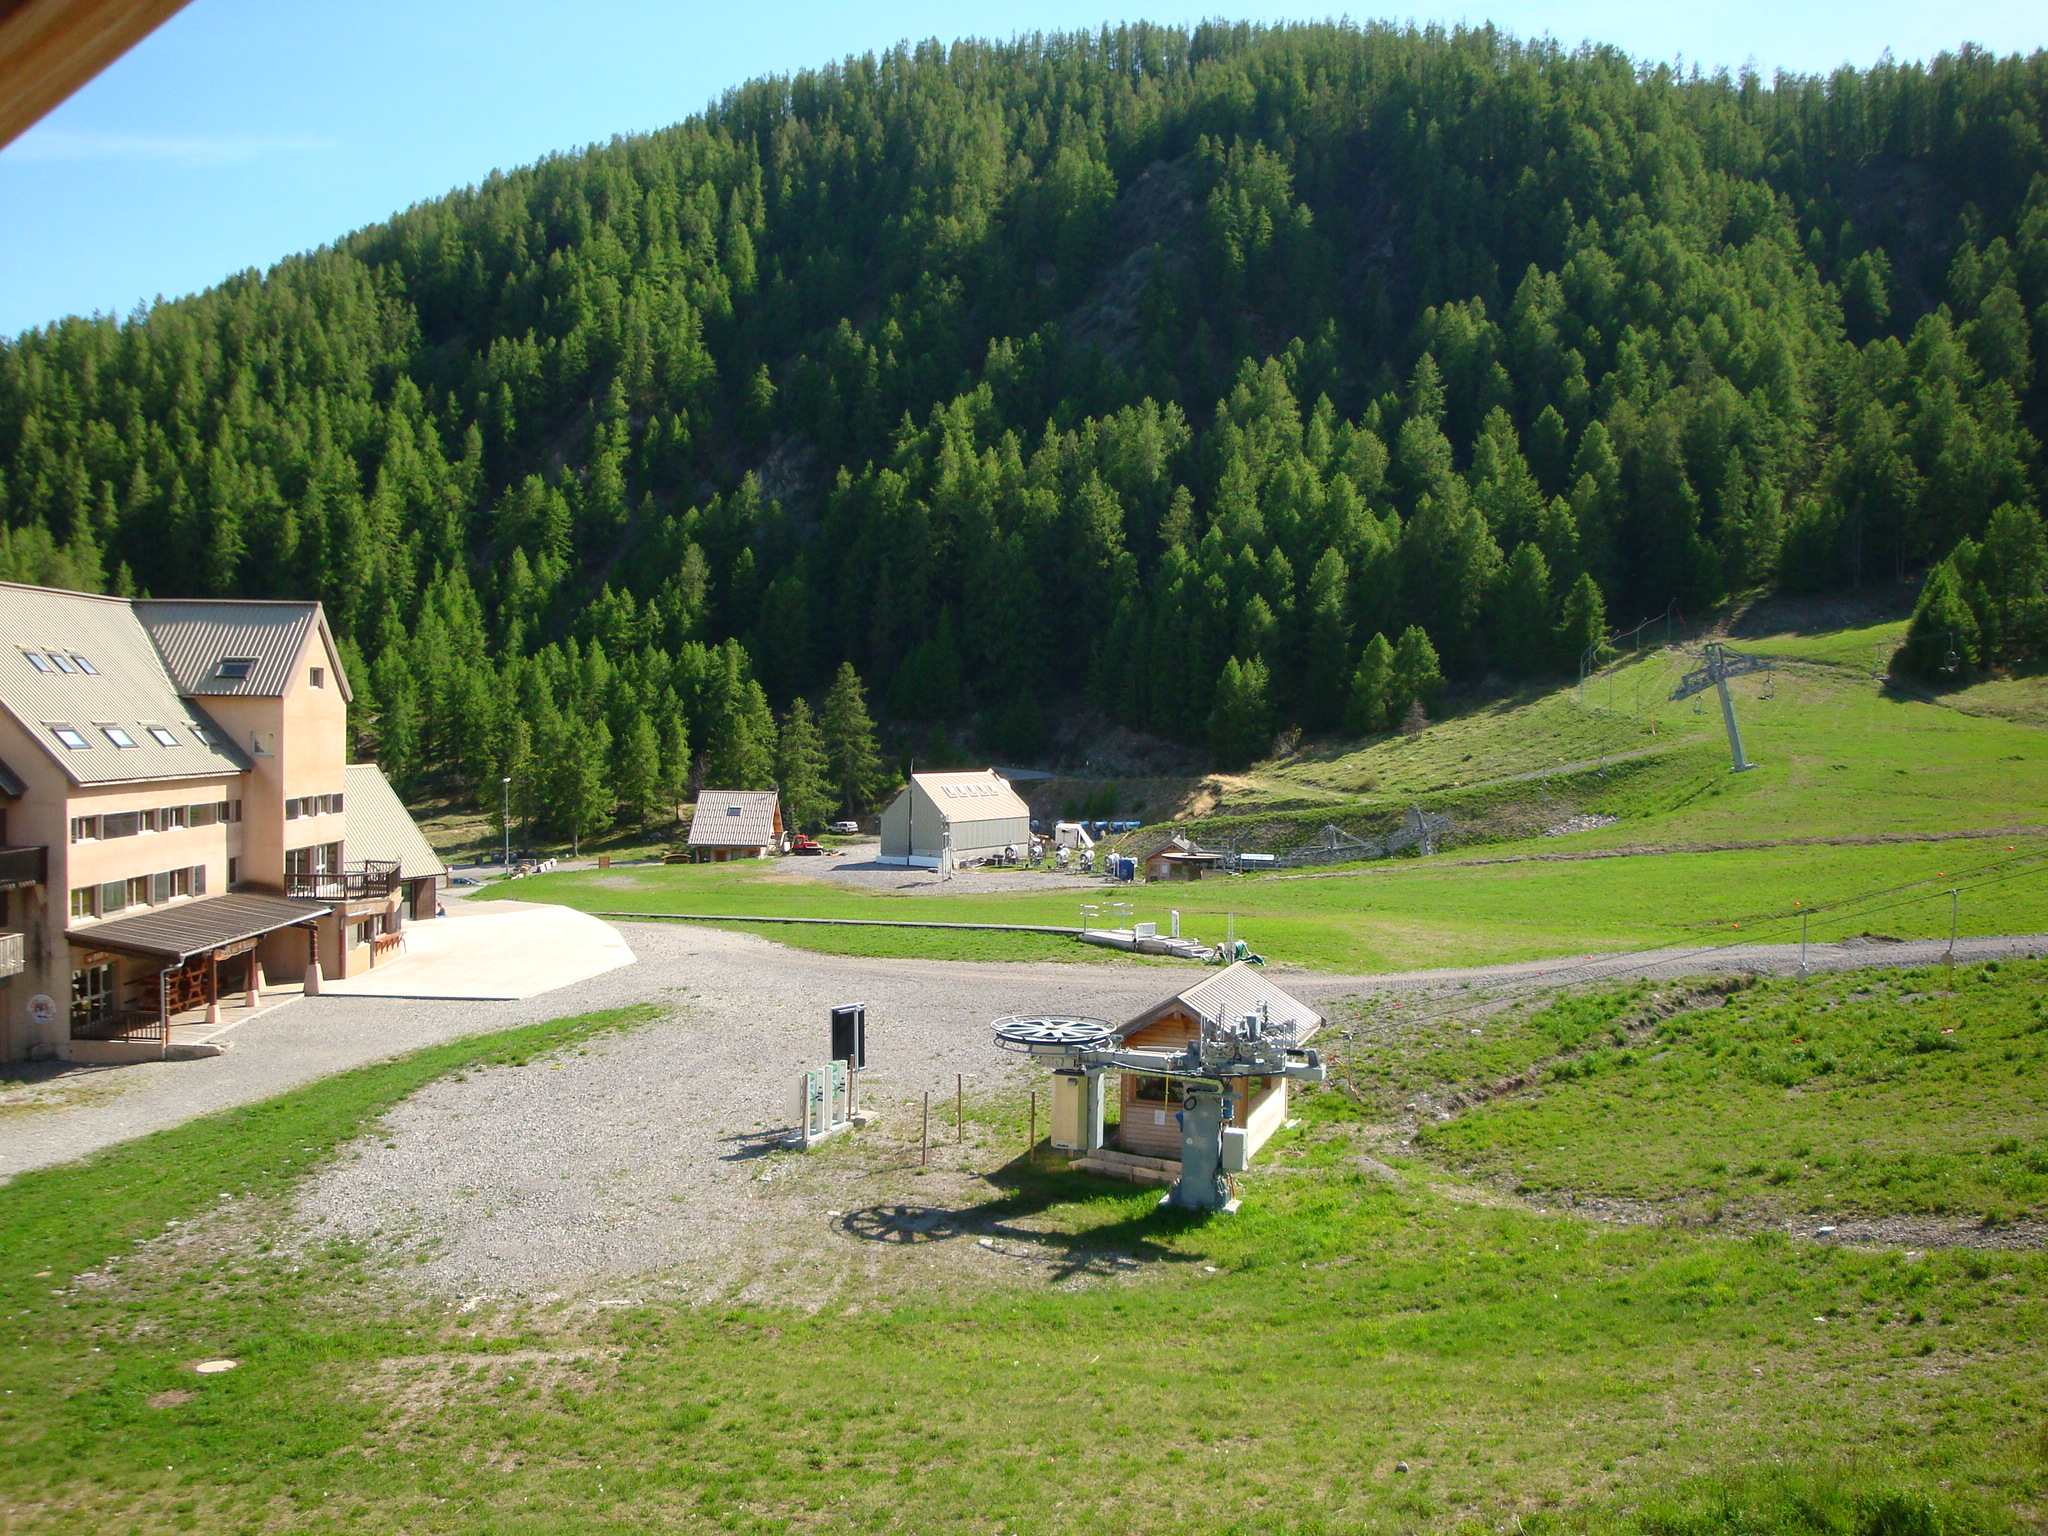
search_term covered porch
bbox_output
[65,893,332,1061]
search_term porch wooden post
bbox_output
[303,925,322,996]
[245,954,260,1009]
[156,969,168,1057]
[206,952,220,1024]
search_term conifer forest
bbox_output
[3,22,2047,833]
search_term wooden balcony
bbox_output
[0,844,46,890]
[284,859,400,902]
[0,929,22,979]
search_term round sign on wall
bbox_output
[27,995,58,1027]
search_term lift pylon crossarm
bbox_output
[1669,641,1772,773]
[1670,642,1771,702]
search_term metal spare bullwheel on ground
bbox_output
[992,1010,1325,1214]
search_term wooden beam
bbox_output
[0,0,192,152]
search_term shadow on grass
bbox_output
[838,1154,1211,1282]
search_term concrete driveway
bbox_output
[319,900,635,1001]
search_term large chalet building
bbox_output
[0,581,443,1062]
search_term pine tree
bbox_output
[1345,632,1395,735]
[1897,559,1982,683]
[703,645,775,788]
[613,711,662,825]
[658,714,692,823]
[1390,626,1444,719]
[561,719,614,854]
[775,698,832,831]
[1555,572,1608,675]
[1494,543,1555,677]
[821,661,883,813]
[1208,655,1274,770]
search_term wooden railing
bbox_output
[285,859,400,901]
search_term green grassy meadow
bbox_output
[518,831,2048,974]
[2,990,2044,1534]
[1342,960,2048,1225]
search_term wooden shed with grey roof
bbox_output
[1111,963,1323,1164]
[685,790,784,862]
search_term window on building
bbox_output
[69,886,98,919]
[126,875,152,909]
[249,730,276,756]
[189,803,219,827]
[101,811,140,839]
[227,857,239,888]
[70,654,97,674]
[214,658,255,680]
[285,798,303,820]
[146,726,178,747]
[100,880,126,915]
[23,650,54,673]
[1132,1074,1176,1104]
[191,864,207,896]
[48,652,77,673]
[99,724,138,749]
[330,791,344,813]
[50,725,89,750]
[310,666,325,688]
[69,816,100,843]
[153,870,174,905]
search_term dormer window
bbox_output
[48,652,77,673]
[214,658,255,680]
[99,724,138,748]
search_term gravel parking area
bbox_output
[813,841,1105,895]
[293,922,1190,1302]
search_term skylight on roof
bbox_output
[24,651,53,673]
[100,725,138,748]
[147,726,178,747]
[214,658,255,680]
[71,654,97,674]
[51,725,88,750]
[48,652,77,673]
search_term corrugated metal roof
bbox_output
[913,770,1032,824]
[344,762,446,879]
[0,753,24,797]
[0,582,255,786]
[132,598,347,698]
[65,891,330,962]
[688,789,781,847]
[1117,962,1322,1043]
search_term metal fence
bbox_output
[1227,808,1454,870]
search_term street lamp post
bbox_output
[501,777,512,869]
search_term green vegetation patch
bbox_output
[1410,963,2048,1222]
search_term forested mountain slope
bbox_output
[3,23,2046,830]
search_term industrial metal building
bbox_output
[876,770,1031,869]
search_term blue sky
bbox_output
[1,0,2043,336]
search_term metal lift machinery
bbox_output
[1670,640,1773,772]
[991,1010,1326,1213]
